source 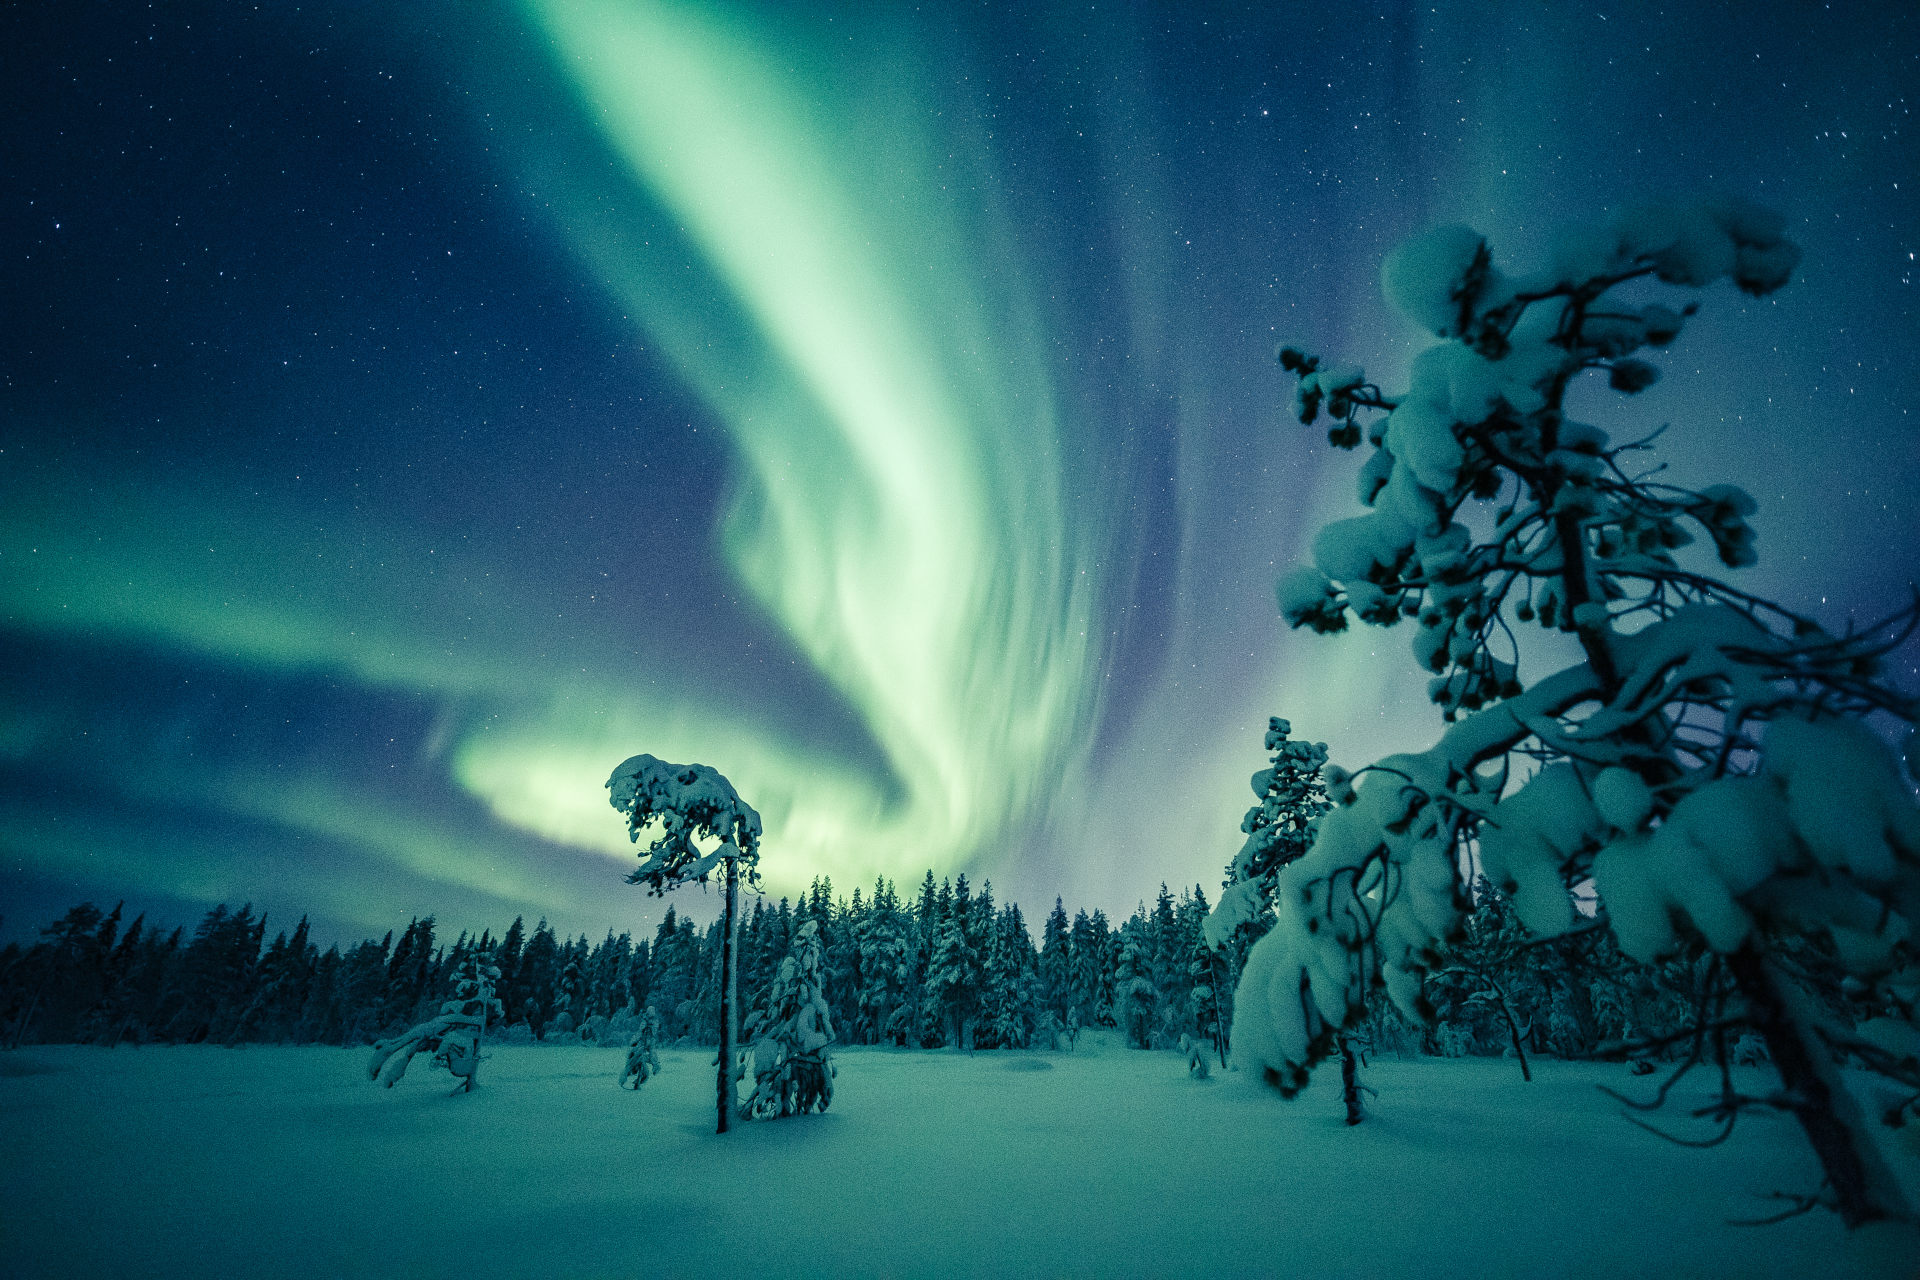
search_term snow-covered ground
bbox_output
[0,1034,1877,1278]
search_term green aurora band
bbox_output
[471,0,1109,890]
[0,3,1114,917]
[0,1,1408,917]
[22,1,1890,929]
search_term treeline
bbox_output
[0,874,1218,1053]
[0,872,1718,1063]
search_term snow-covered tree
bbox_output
[1237,198,1919,1228]
[1188,925,1225,1066]
[929,901,983,1051]
[1040,898,1072,1022]
[742,920,836,1118]
[1179,1033,1212,1080]
[1204,718,1331,950]
[1113,925,1156,1049]
[366,953,500,1092]
[855,878,911,1044]
[1201,718,1334,1070]
[621,1005,662,1090]
[1068,908,1111,1029]
[979,908,1032,1050]
[513,920,558,1039]
[550,943,585,1036]
[1433,878,1541,1081]
[606,754,762,1134]
[826,885,861,1038]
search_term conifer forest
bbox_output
[0,873,1716,1065]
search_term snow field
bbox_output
[0,1036,1875,1278]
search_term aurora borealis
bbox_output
[4,1,1916,945]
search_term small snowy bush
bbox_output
[366,955,501,1092]
[1242,198,1919,1229]
[621,1006,663,1090]
[1180,1033,1212,1079]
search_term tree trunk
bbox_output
[1491,978,1532,1083]
[1560,948,1599,1057]
[6,988,41,1050]
[471,990,487,1091]
[1726,946,1913,1229]
[1340,1035,1366,1125]
[717,856,739,1135]
[1209,950,1230,1068]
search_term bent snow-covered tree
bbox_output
[742,919,836,1118]
[606,754,763,1133]
[366,953,501,1092]
[1239,198,1919,1227]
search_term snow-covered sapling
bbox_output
[1202,717,1345,1093]
[621,1005,662,1090]
[1439,878,1538,1082]
[1239,197,1919,1228]
[1205,716,1375,1117]
[366,954,501,1092]
[1113,932,1156,1049]
[606,754,762,1135]
[1180,1033,1212,1079]
[742,919,836,1118]
[1204,718,1332,951]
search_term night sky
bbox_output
[4,0,1916,947]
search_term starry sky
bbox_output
[3,0,1915,947]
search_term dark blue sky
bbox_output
[3,0,1915,946]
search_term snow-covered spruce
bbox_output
[366,954,501,1091]
[620,1005,662,1090]
[1203,717,1331,953]
[1113,932,1156,1049]
[1247,198,1919,1230]
[741,920,836,1119]
[1203,715,1371,1115]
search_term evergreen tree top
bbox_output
[606,754,764,894]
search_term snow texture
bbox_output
[1,1042,1890,1279]
[1381,224,1502,337]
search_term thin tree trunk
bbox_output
[1489,977,1532,1083]
[717,857,739,1135]
[1340,1035,1366,1125]
[1209,949,1230,1068]
[470,987,487,1092]
[1561,951,1599,1057]
[1727,945,1913,1229]
[6,989,41,1050]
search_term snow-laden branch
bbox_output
[1222,195,1920,1229]
[606,754,764,892]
